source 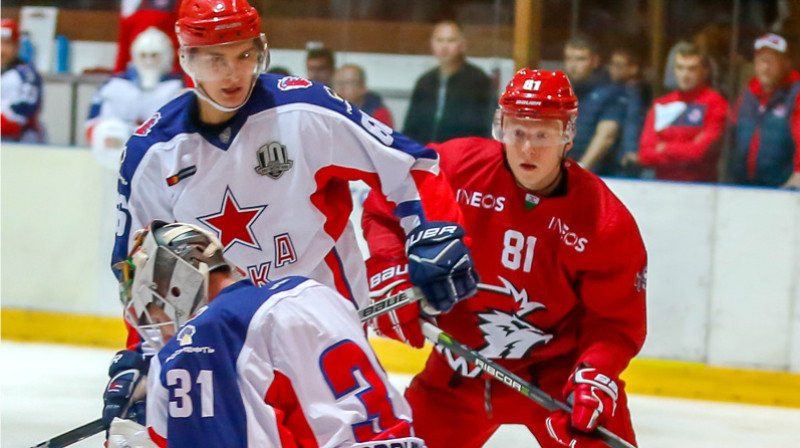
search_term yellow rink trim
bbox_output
[4,308,800,408]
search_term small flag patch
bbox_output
[166,166,197,186]
[525,193,540,210]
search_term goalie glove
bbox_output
[405,221,479,313]
[545,366,620,447]
[366,256,425,348]
[102,350,148,428]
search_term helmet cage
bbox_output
[179,34,269,113]
[117,221,228,350]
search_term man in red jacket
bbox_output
[636,41,727,182]
[363,69,647,448]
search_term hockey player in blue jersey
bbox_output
[106,220,425,448]
[105,0,478,435]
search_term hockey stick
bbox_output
[30,373,148,448]
[421,321,637,448]
[359,287,423,323]
[31,418,106,448]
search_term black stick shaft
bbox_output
[31,418,107,448]
[421,322,637,448]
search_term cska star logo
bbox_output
[133,112,161,137]
[277,76,312,91]
[198,187,267,251]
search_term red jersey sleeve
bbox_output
[362,142,464,261]
[575,206,648,378]
[636,105,662,166]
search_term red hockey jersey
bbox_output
[363,137,647,379]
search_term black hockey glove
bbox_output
[102,350,148,429]
[406,221,479,313]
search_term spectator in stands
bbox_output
[403,21,493,143]
[114,0,181,74]
[86,27,184,169]
[306,47,335,86]
[333,64,394,128]
[564,34,626,174]
[636,41,727,183]
[730,33,800,189]
[610,45,652,178]
[1,19,44,143]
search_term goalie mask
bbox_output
[493,69,579,146]
[175,0,269,112]
[117,220,231,349]
[131,27,175,90]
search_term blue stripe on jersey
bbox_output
[393,200,426,222]
[8,63,42,119]
[261,73,438,161]
[157,277,311,447]
[330,247,357,307]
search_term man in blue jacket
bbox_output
[563,34,626,175]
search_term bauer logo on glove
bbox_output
[405,221,479,313]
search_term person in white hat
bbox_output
[730,33,800,189]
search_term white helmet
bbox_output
[117,220,233,349]
[131,27,174,90]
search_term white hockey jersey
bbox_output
[146,277,423,448]
[86,68,184,135]
[113,74,442,315]
[1,59,43,142]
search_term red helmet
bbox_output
[175,0,262,47]
[1,19,20,43]
[495,69,579,141]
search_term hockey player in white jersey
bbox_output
[105,0,478,433]
[107,220,425,448]
[86,27,184,169]
[1,19,44,143]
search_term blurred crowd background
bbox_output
[2,0,799,188]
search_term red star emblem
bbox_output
[198,187,267,251]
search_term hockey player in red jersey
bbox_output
[363,69,647,448]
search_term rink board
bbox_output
[2,308,799,408]
[2,144,800,404]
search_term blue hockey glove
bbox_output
[406,221,479,313]
[102,350,148,428]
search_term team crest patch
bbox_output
[255,142,294,179]
[277,76,312,91]
[177,325,195,346]
[133,112,161,137]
